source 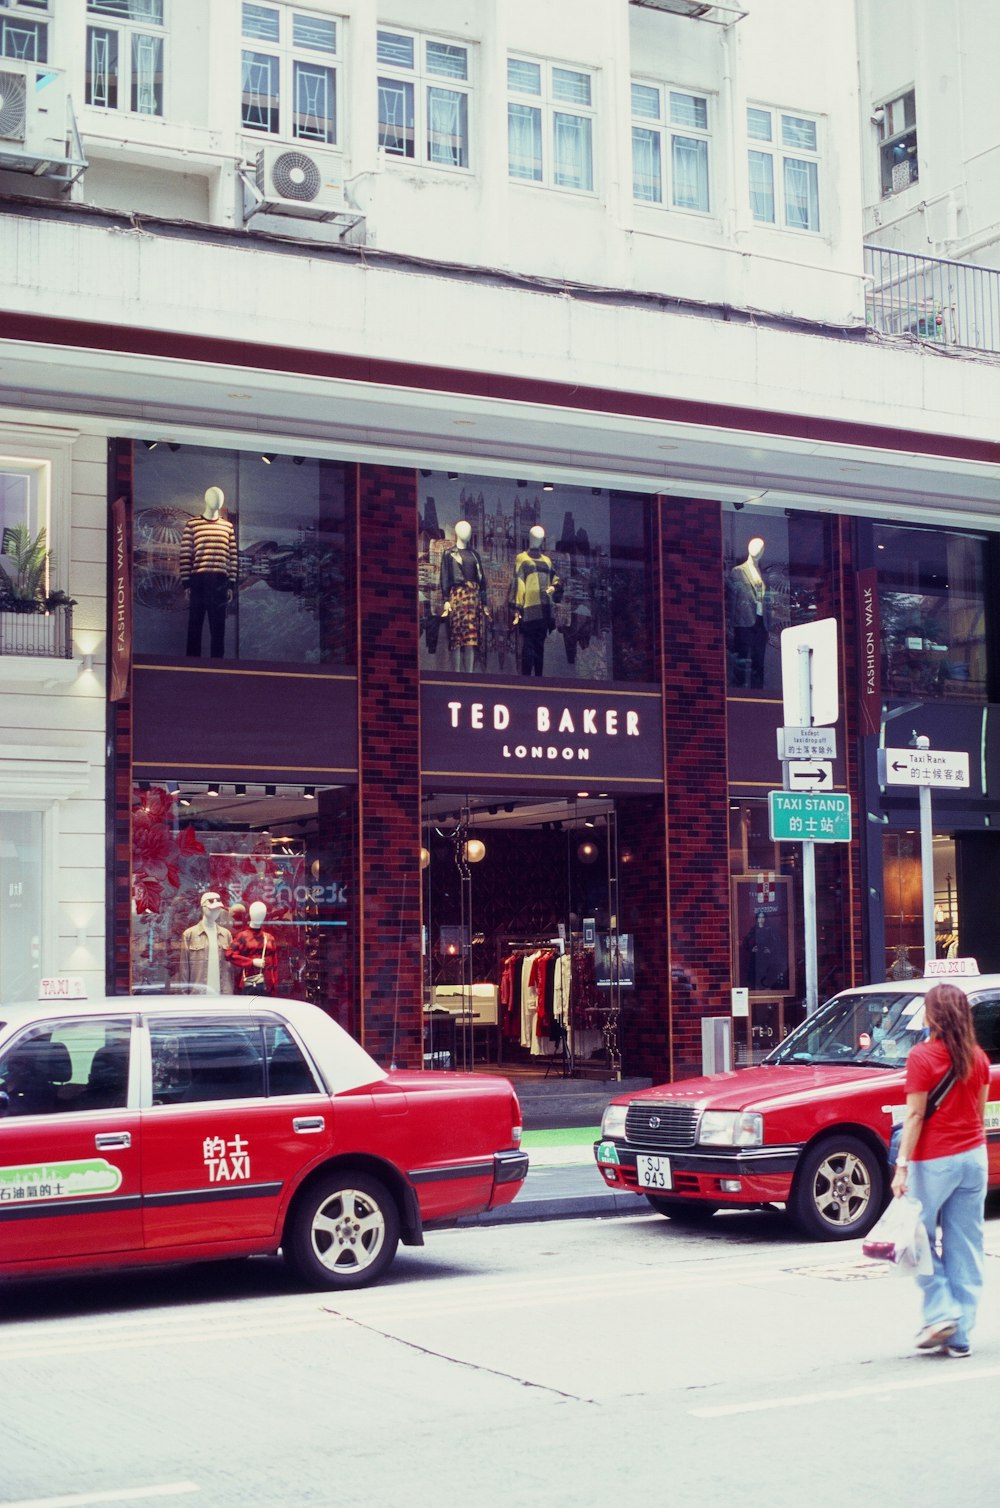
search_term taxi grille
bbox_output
[625,1101,699,1150]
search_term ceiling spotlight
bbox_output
[207,784,220,797]
[292,456,305,466]
[733,499,745,511]
[503,803,515,813]
[542,482,554,492]
[447,471,459,480]
[261,453,276,465]
[179,796,191,808]
[167,443,181,453]
[264,784,277,797]
[420,469,433,477]
[304,786,316,799]
[591,487,601,496]
[584,818,596,828]
[516,480,527,488]
[234,784,247,796]
[142,439,158,451]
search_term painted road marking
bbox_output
[2,1483,199,1508]
[691,1364,1000,1417]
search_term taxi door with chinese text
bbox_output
[140,1016,329,1251]
[0,1016,141,1265]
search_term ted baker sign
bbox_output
[422,682,662,785]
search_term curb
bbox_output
[459,1189,648,1226]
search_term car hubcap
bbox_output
[311,1188,385,1273]
[812,1150,871,1227]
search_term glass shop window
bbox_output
[129,781,356,1035]
[875,524,987,702]
[723,508,830,691]
[132,443,347,666]
[418,475,653,682]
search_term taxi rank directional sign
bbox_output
[768,791,852,843]
[879,747,970,789]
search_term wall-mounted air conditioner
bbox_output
[243,144,363,231]
[629,0,747,20]
[0,60,86,185]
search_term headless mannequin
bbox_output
[512,524,560,677]
[181,486,238,659]
[178,890,233,994]
[440,519,488,673]
[728,536,768,688]
[226,899,280,994]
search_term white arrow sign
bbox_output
[784,760,834,791]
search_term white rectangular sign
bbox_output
[924,957,980,978]
[778,726,837,761]
[784,760,834,792]
[781,618,839,728]
[882,748,970,789]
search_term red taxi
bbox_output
[595,972,1000,1239]
[0,985,527,1288]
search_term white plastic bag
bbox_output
[862,1195,933,1276]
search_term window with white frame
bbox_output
[747,105,821,232]
[241,3,339,146]
[631,81,710,213]
[877,90,917,198]
[377,28,470,169]
[507,56,595,193]
[85,0,166,117]
[0,0,49,62]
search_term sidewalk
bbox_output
[461,1123,649,1226]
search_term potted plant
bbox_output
[0,525,76,657]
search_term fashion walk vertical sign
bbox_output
[856,567,881,737]
[109,496,132,703]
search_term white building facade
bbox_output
[1,0,999,1074]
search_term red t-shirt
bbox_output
[905,1037,989,1161]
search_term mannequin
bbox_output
[728,536,769,688]
[178,890,234,994]
[440,520,487,673]
[511,524,561,677]
[226,899,280,995]
[181,485,238,658]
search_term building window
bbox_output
[241,2,338,146]
[85,0,165,117]
[875,524,987,701]
[631,80,710,212]
[507,56,595,193]
[877,90,917,197]
[377,28,470,169]
[0,0,49,62]
[747,105,820,232]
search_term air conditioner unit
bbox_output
[0,59,69,159]
[246,144,359,225]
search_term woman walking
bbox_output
[892,982,990,1355]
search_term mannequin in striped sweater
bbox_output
[181,486,238,657]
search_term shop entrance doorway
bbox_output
[421,793,629,1082]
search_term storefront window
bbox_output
[881,831,957,980]
[875,524,987,701]
[418,476,653,681]
[132,444,347,665]
[729,797,850,1061]
[723,508,829,691]
[0,812,42,1002]
[130,782,355,1030]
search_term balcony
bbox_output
[0,600,74,660]
[865,245,1000,354]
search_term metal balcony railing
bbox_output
[0,602,74,658]
[865,244,1000,354]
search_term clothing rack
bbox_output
[497,936,571,1077]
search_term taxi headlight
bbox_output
[601,1104,628,1139]
[697,1110,763,1148]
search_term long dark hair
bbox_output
[924,983,978,1081]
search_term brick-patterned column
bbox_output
[356,465,423,1067]
[617,795,669,1080]
[107,439,133,995]
[661,497,733,1079]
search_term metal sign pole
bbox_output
[799,645,818,1015]
[913,734,936,969]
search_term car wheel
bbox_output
[791,1135,884,1241]
[286,1171,400,1289]
[645,1195,719,1224]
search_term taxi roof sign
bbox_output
[38,977,88,1000]
[924,958,980,979]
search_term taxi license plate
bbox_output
[636,1154,672,1190]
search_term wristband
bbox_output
[896,1158,908,1168]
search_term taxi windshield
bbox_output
[765,989,925,1067]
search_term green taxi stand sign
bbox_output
[768,790,852,843]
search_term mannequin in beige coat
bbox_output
[178,890,234,994]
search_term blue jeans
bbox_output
[908,1146,988,1347]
